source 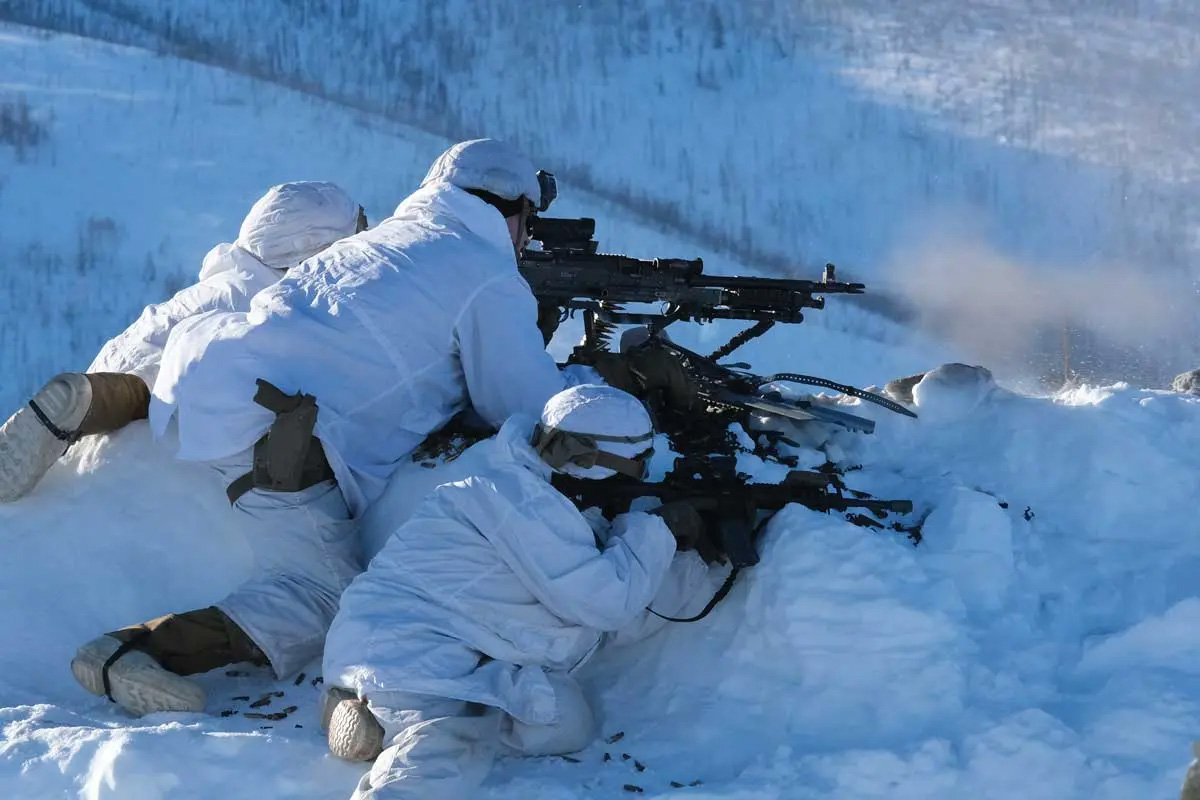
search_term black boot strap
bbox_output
[102,629,153,702]
[28,400,80,444]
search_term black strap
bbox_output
[225,472,257,505]
[102,629,152,702]
[647,567,740,623]
[28,400,79,443]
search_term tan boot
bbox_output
[0,372,148,502]
[322,687,384,762]
[77,372,150,434]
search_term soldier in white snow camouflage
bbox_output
[0,180,366,504]
[320,384,712,799]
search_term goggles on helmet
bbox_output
[532,423,654,480]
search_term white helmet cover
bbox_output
[420,138,543,208]
[236,180,361,271]
[538,384,654,480]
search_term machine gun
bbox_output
[520,217,914,436]
[617,333,915,439]
[552,456,916,621]
[522,216,866,355]
[416,216,917,465]
[412,215,922,619]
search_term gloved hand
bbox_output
[585,339,697,412]
[624,343,695,411]
[649,500,727,564]
[648,500,706,552]
[536,302,563,347]
[588,351,641,395]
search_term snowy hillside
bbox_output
[0,23,461,412]
[0,8,943,413]
[7,0,1199,383]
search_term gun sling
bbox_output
[226,379,335,505]
[648,567,740,623]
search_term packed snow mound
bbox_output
[911,363,997,422]
[1,372,1197,799]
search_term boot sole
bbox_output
[0,407,69,502]
[319,686,356,733]
[71,637,206,717]
[326,693,384,762]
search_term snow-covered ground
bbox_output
[1,6,1199,800]
[4,325,1199,799]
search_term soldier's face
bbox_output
[507,200,532,257]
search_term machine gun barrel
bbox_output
[521,217,864,327]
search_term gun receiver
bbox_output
[522,216,864,330]
[552,463,913,569]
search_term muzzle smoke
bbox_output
[887,233,1199,388]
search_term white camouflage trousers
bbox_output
[352,673,596,800]
[210,449,363,678]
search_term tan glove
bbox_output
[587,341,697,412]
